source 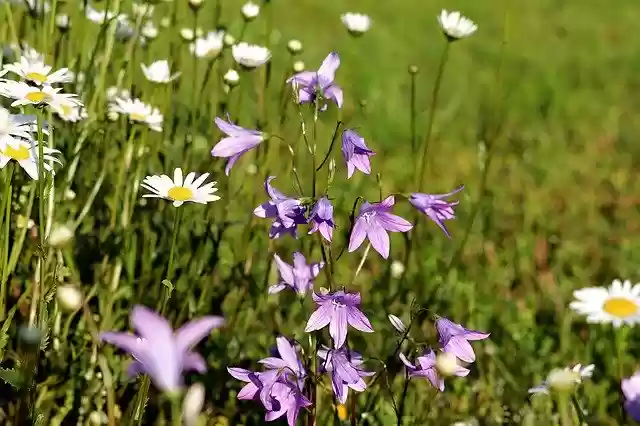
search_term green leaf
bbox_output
[0,367,25,389]
[162,279,174,298]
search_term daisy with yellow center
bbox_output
[0,107,38,149]
[141,168,220,207]
[0,81,83,110]
[2,57,73,86]
[570,279,640,327]
[109,97,163,132]
[0,139,62,180]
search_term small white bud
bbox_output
[64,189,76,201]
[435,352,459,377]
[56,284,83,311]
[55,14,70,30]
[107,111,119,122]
[223,34,236,47]
[246,163,258,175]
[293,60,305,73]
[49,224,74,249]
[287,39,302,55]
[183,383,205,426]
[241,2,260,21]
[188,0,205,11]
[223,69,240,86]
[547,368,580,392]
[390,260,405,278]
[88,411,106,426]
[180,28,196,41]
[387,314,406,333]
[160,17,171,28]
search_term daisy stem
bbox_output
[0,163,14,320]
[166,207,183,283]
[110,128,137,229]
[34,110,46,330]
[570,395,587,425]
[556,393,573,426]
[351,242,371,286]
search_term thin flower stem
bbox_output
[571,395,587,425]
[161,207,183,309]
[33,111,46,331]
[110,128,137,229]
[0,163,14,320]
[409,70,418,152]
[316,121,342,172]
[396,371,411,426]
[556,393,573,426]
[170,394,182,426]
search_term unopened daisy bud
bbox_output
[180,28,196,41]
[160,17,171,28]
[435,352,459,377]
[56,14,70,31]
[287,39,302,55]
[293,60,305,73]
[390,260,405,278]
[223,34,236,47]
[241,2,260,21]
[183,383,205,426]
[547,368,580,392]
[408,65,419,75]
[246,163,258,175]
[388,314,406,333]
[189,0,204,12]
[223,69,240,86]
[107,111,119,121]
[56,285,83,311]
[64,189,76,201]
[48,224,74,249]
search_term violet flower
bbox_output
[348,196,413,259]
[409,186,464,238]
[341,129,375,178]
[622,372,640,421]
[308,197,336,242]
[265,381,312,426]
[399,349,469,391]
[254,177,307,238]
[100,305,224,392]
[270,252,324,296]
[436,317,490,363]
[305,290,373,348]
[318,346,373,403]
[211,116,265,176]
[286,52,343,109]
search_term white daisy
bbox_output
[54,101,87,122]
[0,107,37,148]
[570,279,640,327]
[0,139,61,180]
[132,3,154,18]
[190,31,224,58]
[141,168,220,207]
[223,69,240,86]
[109,97,163,132]
[241,2,260,20]
[0,81,83,113]
[2,57,73,86]
[141,21,158,40]
[341,12,372,35]
[529,364,594,395]
[232,42,271,68]
[19,45,45,63]
[85,5,119,24]
[141,60,180,83]
[438,10,477,40]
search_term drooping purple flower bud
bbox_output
[399,349,469,392]
[435,317,490,363]
[341,129,375,179]
[308,197,335,242]
[409,186,464,238]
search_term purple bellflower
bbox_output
[305,290,373,349]
[254,177,307,238]
[318,346,374,403]
[436,317,490,363]
[341,129,375,179]
[623,372,640,421]
[348,196,413,259]
[399,349,469,392]
[286,52,343,109]
[265,381,312,426]
[270,252,324,296]
[100,305,224,392]
[409,186,464,238]
[308,197,336,242]
[211,117,265,176]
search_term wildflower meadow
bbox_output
[1,0,639,425]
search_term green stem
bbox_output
[0,163,14,320]
[556,393,573,426]
[570,395,587,425]
[170,394,182,426]
[166,207,183,283]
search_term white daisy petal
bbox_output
[140,168,221,207]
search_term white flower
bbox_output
[190,31,224,58]
[232,42,270,68]
[49,224,74,248]
[341,12,372,35]
[141,60,180,83]
[438,10,477,40]
[55,14,70,30]
[0,107,37,148]
[2,57,73,86]
[56,284,83,311]
[223,34,236,47]
[223,69,240,86]
[529,363,594,395]
[570,279,640,327]
[183,383,205,426]
[109,97,163,132]
[132,3,154,18]
[141,21,158,39]
[85,5,119,24]
[141,168,220,207]
[435,352,460,377]
[0,81,83,114]
[287,39,302,54]
[188,0,205,9]
[54,101,87,122]
[0,139,62,180]
[390,260,405,278]
[241,2,260,20]
[106,86,130,100]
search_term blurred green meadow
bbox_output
[1,0,640,425]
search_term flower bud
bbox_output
[57,284,83,311]
[388,314,406,333]
[408,65,419,75]
[390,260,405,278]
[241,2,260,21]
[287,39,302,55]
[189,0,205,12]
[64,189,76,201]
[547,368,580,392]
[183,383,205,426]
[246,163,258,175]
[223,34,236,47]
[160,17,171,28]
[48,224,74,249]
[180,28,196,41]
[56,14,70,31]
[293,60,305,73]
[435,352,459,377]
[223,69,240,86]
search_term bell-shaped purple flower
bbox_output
[348,196,413,259]
[409,186,464,238]
[211,117,265,176]
[305,290,373,348]
[101,305,224,392]
[254,177,307,239]
[623,372,640,421]
[265,381,312,426]
[318,346,374,404]
[341,129,375,179]
[399,349,469,391]
[270,252,324,296]
[286,52,343,109]
[308,197,336,242]
[436,317,490,363]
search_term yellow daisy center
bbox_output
[60,104,72,116]
[25,72,48,84]
[3,144,30,161]
[603,297,638,318]
[26,91,50,103]
[167,186,193,201]
[129,112,147,122]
